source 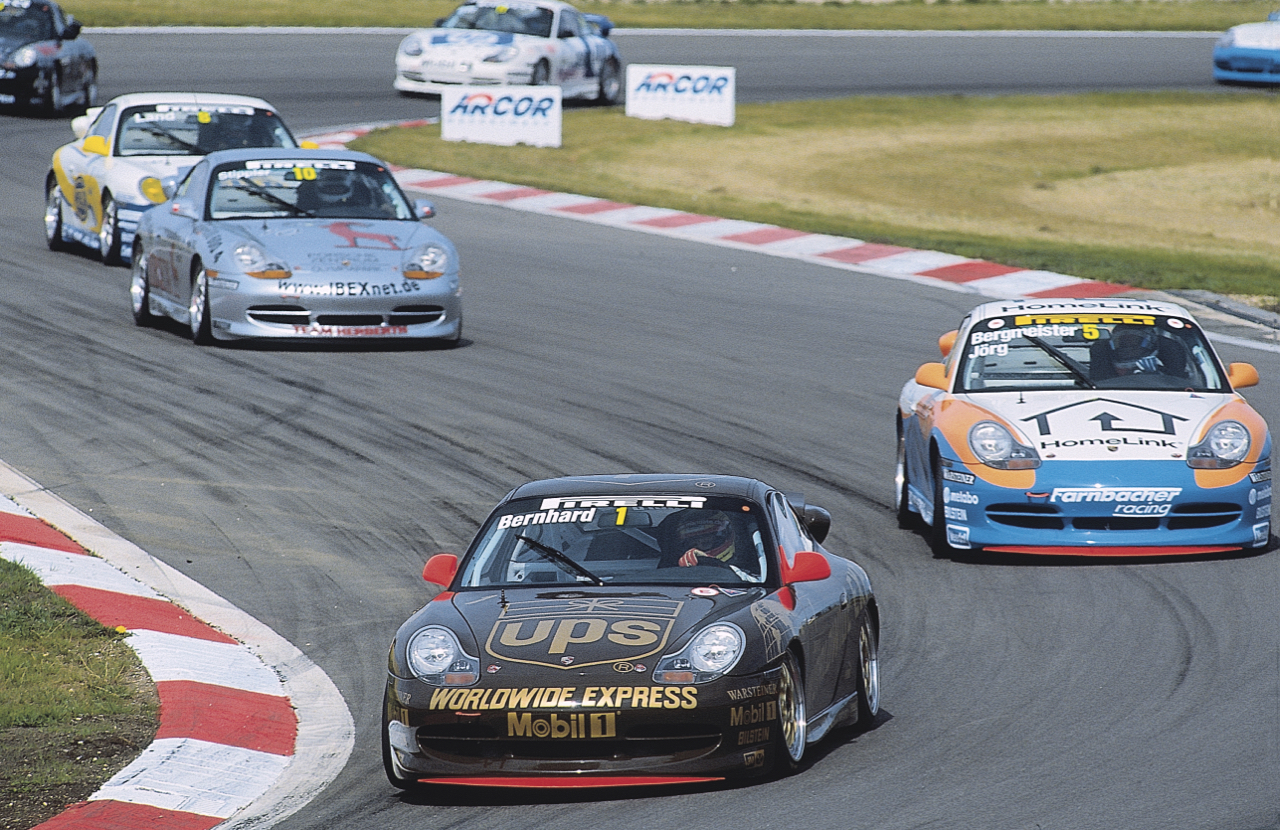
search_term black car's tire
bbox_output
[43,69,64,115]
[382,689,422,791]
[773,650,807,776]
[98,194,122,265]
[44,182,69,252]
[596,59,621,104]
[189,265,214,345]
[80,69,98,113]
[855,613,880,727]
[895,418,914,528]
[130,245,153,327]
[530,60,550,86]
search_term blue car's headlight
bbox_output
[653,622,744,684]
[406,626,478,685]
[968,421,1041,470]
[1188,420,1251,469]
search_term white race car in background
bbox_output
[394,0,622,104]
[45,91,309,265]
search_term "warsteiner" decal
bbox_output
[428,685,698,710]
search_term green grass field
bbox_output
[352,92,1280,296]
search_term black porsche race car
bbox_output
[0,0,95,114]
[383,474,881,788]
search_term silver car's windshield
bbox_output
[441,2,554,38]
[955,312,1230,393]
[207,159,416,221]
[115,104,296,157]
[457,496,773,588]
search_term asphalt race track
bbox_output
[2,29,1278,830]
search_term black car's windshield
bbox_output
[208,159,415,220]
[954,312,1230,393]
[457,495,773,588]
[0,1,56,41]
[441,2,554,38]
[115,104,297,157]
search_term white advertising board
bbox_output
[625,65,735,127]
[441,86,562,148]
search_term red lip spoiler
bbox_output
[418,775,722,789]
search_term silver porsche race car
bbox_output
[129,148,462,345]
[394,0,622,104]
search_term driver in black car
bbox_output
[671,510,738,568]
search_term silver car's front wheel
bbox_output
[189,266,213,345]
[130,246,152,327]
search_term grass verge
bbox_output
[60,0,1280,32]
[351,91,1280,296]
[0,557,157,830]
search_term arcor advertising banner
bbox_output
[441,85,562,148]
[625,64,735,127]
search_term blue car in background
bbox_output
[1213,11,1280,85]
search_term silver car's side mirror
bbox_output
[413,198,437,219]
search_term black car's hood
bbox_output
[448,585,758,673]
[0,35,36,59]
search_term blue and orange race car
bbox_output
[897,298,1271,557]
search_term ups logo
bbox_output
[486,597,684,670]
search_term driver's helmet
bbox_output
[315,170,357,204]
[1109,325,1162,374]
[675,511,735,561]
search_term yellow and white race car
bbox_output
[45,91,308,265]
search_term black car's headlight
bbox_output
[9,45,38,69]
[406,626,479,686]
[653,622,744,684]
[968,420,1041,470]
[1188,420,1251,469]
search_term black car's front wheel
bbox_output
[855,613,880,726]
[382,689,422,791]
[774,650,807,775]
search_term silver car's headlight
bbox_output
[10,45,39,69]
[483,46,520,63]
[968,420,1041,469]
[403,243,449,279]
[653,622,744,684]
[1188,420,1251,469]
[232,242,290,279]
[406,626,478,685]
[400,35,424,57]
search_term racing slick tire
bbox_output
[596,59,621,105]
[44,181,69,252]
[98,194,122,265]
[189,264,214,345]
[895,417,915,529]
[42,69,65,116]
[530,60,550,86]
[382,689,423,792]
[130,244,153,327]
[773,650,807,776]
[855,613,880,727]
[929,451,961,558]
[79,68,98,114]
